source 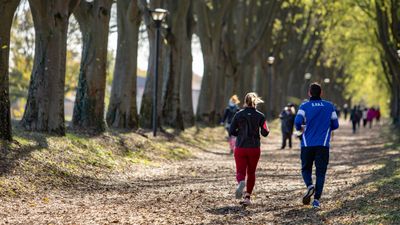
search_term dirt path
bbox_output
[0,119,395,224]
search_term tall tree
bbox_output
[71,0,113,131]
[160,0,190,130]
[106,0,142,129]
[195,0,229,126]
[375,0,400,125]
[224,0,280,95]
[20,0,80,135]
[0,0,21,141]
[179,1,196,127]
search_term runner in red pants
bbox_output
[229,92,269,205]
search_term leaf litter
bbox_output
[0,119,398,224]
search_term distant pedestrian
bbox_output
[279,103,296,149]
[220,95,240,154]
[294,83,339,208]
[367,107,375,128]
[356,106,362,128]
[375,107,381,125]
[350,107,359,133]
[362,108,368,127]
[343,104,348,120]
[229,92,269,205]
[336,106,341,118]
[334,104,341,119]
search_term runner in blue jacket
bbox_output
[294,82,339,208]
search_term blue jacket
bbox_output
[294,96,339,147]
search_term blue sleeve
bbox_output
[294,104,305,131]
[221,108,229,123]
[331,104,339,130]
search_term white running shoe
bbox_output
[235,180,246,199]
[244,197,252,205]
[303,185,315,205]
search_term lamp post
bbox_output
[149,8,168,137]
[304,73,311,98]
[396,50,400,124]
[324,78,330,101]
[267,56,275,121]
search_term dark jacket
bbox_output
[221,105,240,124]
[350,109,359,122]
[279,110,295,134]
[229,107,269,148]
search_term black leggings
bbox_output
[352,121,357,132]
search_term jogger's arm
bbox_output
[331,104,339,130]
[295,104,305,131]
[260,117,269,137]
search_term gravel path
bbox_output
[0,119,390,224]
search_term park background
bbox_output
[0,0,399,224]
[1,0,395,138]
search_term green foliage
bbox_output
[320,0,391,115]
[9,6,34,117]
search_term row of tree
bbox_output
[0,0,393,141]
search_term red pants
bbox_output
[234,147,261,195]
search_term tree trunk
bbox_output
[195,0,229,126]
[254,58,266,113]
[71,0,113,131]
[215,51,228,123]
[160,0,190,130]
[180,36,195,126]
[106,0,141,129]
[180,1,195,127]
[20,0,80,135]
[139,0,165,129]
[0,0,20,141]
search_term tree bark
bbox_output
[195,0,229,126]
[139,0,165,128]
[0,0,20,141]
[106,0,141,129]
[180,1,196,127]
[20,0,80,135]
[71,0,113,131]
[159,0,190,130]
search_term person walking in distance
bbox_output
[279,103,296,149]
[362,107,368,128]
[367,107,375,128]
[356,106,362,128]
[229,93,269,205]
[220,95,241,154]
[343,104,348,120]
[350,107,359,133]
[294,83,339,208]
[375,107,381,125]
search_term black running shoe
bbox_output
[303,185,315,205]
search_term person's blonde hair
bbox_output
[244,92,264,107]
[229,95,240,104]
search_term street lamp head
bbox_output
[268,56,275,64]
[304,73,311,80]
[324,78,330,84]
[149,8,168,27]
[397,49,400,57]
